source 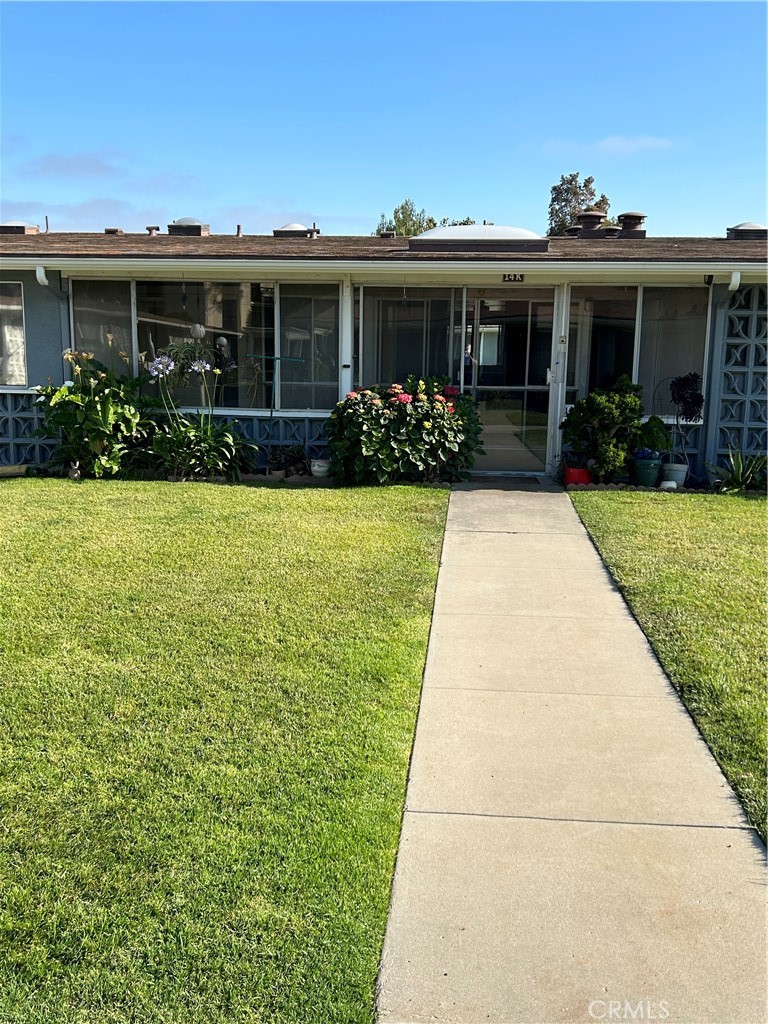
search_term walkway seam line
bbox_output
[404,807,755,833]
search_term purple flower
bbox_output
[190,359,211,374]
[149,355,175,378]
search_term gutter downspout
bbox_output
[728,270,741,292]
[35,265,68,301]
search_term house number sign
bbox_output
[502,273,525,283]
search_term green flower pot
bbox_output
[635,459,661,487]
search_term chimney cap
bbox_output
[617,211,647,220]
[104,227,124,235]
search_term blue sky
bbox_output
[1,1,765,237]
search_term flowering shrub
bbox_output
[148,354,260,481]
[35,350,154,477]
[326,376,483,484]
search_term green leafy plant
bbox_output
[669,372,704,465]
[707,448,767,494]
[560,375,643,482]
[148,354,260,481]
[326,377,483,485]
[34,350,154,477]
[635,415,672,458]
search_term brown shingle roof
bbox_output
[0,232,766,262]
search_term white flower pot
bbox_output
[311,459,331,478]
[661,462,688,486]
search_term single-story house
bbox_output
[1,211,765,476]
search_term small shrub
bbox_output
[707,449,767,494]
[35,351,154,477]
[326,377,483,485]
[636,415,672,458]
[560,375,643,482]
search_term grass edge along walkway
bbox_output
[569,490,767,843]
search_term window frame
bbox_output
[0,280,29,390]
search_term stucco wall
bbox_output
[0,269,69,387]
[0,270,69,466]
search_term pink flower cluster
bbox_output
[394,393,412,404]
[443,385,460,397]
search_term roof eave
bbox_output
[1,255,766,284]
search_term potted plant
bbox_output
[310,456,332,478]
[560,375,643,483]
[632,416,672,487]
[267,446,288,479]
[283,444,309,477]
[661,373,704,487]
[561,449,593,486]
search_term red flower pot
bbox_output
[564,467,592,486]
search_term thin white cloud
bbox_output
[595,135,673,156]
[0,197,166,232]
[20,152,124,179]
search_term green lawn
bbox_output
[0,479,448,1024]
[570,491,767,842]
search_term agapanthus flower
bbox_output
[443,385,460,397]
[190,359,211,374]
[395,393,412,404]
[149,355,175,378]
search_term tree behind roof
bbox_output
[547,173,612,236]
[374,199,479,236]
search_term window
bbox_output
[280,284,339,409]
[71,280,133,375]
[567,287,638,400]
[0,283,26,386]
[135,281,275,409]
[638,288,708,417]
[361,287,454,385]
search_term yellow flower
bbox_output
[423,421,432,429]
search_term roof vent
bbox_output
[0,220,40,235]
[146,225,160,236]
[104,227,124,235]
[272,222,321,238]
[167,218,210,237]
[727,221,767,240]
[617,212,646,238]
[379,229,397,239]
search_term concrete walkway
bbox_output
[377,480,766,1024]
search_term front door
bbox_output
[464,290,555,473]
